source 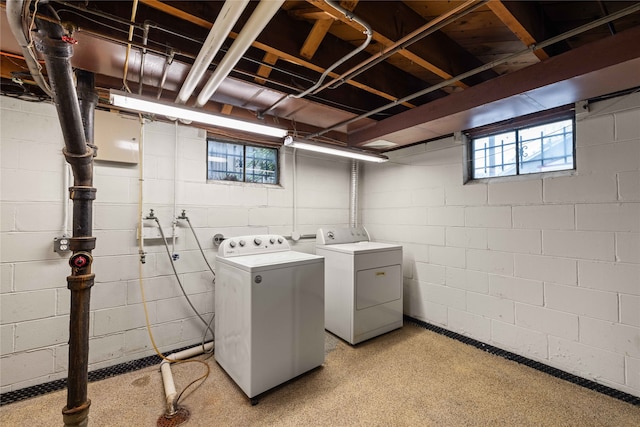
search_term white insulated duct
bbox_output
[195,0,285,107]
[176,0,250,104]
[6,0,53,97]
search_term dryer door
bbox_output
[355,264,402,310]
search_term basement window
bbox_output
[207,139,278,184]
[467,106,575,179]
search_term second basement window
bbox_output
[469,110,575,179]
[207,139,278,184]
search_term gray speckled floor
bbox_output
[2,324,639,426]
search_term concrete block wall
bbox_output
[1,97,352,391]
[362,92,640,397]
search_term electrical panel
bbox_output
[94,109,140,164]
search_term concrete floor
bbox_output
[1,323,639,426]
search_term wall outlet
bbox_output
[54,236,71,253]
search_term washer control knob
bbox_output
[269,237,276,244]
[239,240,246,247]
[229,241,236,248]
[254,237,262,246]
[277,237,284,244]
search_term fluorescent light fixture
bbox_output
[284,136,388,163]
[109,90,287,138]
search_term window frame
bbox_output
[206,137,280,185]
[466,106,576,181]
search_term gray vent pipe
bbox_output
[30,6,97,427]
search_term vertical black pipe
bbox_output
[34,12,97,427]
[77,70,99,158]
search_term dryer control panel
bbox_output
[218,234,290,257]
[316,226,370,245]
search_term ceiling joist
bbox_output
[140,0,414,108]
[487,0,549,60]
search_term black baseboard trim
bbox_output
[0,344,199,406]
[404,315,640,406]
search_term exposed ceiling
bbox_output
[2,0,640,152]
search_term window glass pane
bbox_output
[472,132,517,178]
[207,141,243,181]
[519,119,573,175]
[207,140,278,184]
[245,146,278,184]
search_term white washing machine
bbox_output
[215,235,325,400]
[316,226,403,345]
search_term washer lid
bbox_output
[316,241,402,255]
[216,250,323,272]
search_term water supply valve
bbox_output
[69,252,92,270]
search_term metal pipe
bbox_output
[309,1,640,139]
[33,15,92,183]
[283,233,316,240]
[33,7,97,426]
[156,49,175,99]
[122,0,140,92]
[320,0,486,92]
[138,22,150,95]
[598,1,616,35]
[258,0,373,118]
[77,70,98,157]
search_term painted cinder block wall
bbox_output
[0,96,352,392]
[361,92,640,398]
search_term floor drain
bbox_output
[157,406,190,427]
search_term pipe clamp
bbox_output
[66,274,95,291]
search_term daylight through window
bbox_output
[470,118,574,179]
[207,139,278,184]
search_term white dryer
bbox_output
[316,227,403,345]
[215,235,324,400]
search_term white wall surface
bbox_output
[0,96,352,392]
[362,92,640,398]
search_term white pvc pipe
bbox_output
[160,341,214,415]
[172,121,178,255]
[350,159,358,228]
[196,0,285,106]
[62,162,71,236]
[138,119,146,258]
[176,0,249,104]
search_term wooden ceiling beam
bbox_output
[221,104,234,115]
[304,0,482,88]
[487,0,549,61]
[288,8,331,21]
[140,0,413,107]
[299,1,358,61]
[255,51,279,84]
[300,18,334,60]
[343,1,499,87]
